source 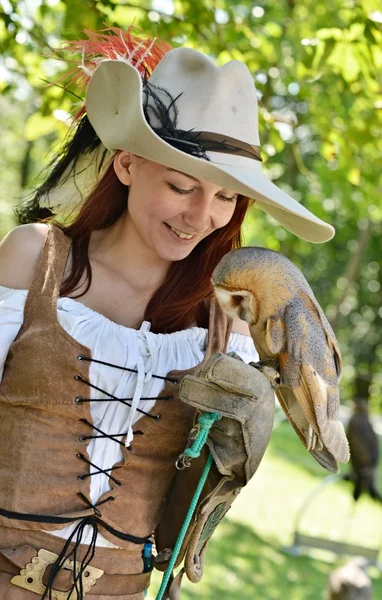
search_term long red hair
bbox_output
[58,161,250,333]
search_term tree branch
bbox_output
[331,219,372,331]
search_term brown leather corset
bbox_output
[0,225,231,553]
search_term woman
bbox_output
[0,28,334,600]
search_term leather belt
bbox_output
[0,545,151,597]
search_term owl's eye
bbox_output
[231,294,245,307]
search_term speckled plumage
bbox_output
[212,247,350,473]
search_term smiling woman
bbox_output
[112,154,238,260]
[52,151,249,333]
[0,25,334,600]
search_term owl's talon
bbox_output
[250,359,280,389]
[227,351,244,362]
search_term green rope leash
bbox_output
[154,411,221,600]
[183,412,219,459]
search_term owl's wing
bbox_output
[276,385,339,472]
[315,298,343,380]
[276,361,349,472]
[264,314,323,450]
[262,314,336,470]
[267,297,349,469]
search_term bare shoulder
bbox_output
[0,223,49,290]
[230,315,251,336]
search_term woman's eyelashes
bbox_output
[167,183,237,202]
[220,194,237,203]
[168,183,193,195]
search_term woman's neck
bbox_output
[89,212,170,295]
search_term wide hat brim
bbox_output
[86,60,334,243]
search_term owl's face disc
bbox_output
[213,286,257,324]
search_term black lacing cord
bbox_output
[74,374,165,456]
[74,353,176,469]
[77,491,114,517]
[79,418,125,447]
[74,375,167,420]
[94,517,151,544]
[0,507,84,525]
[79,418,145,446]
[71,520,97,600]
[41,516,97,600]
[76,453,122,485]
[39,513,151,600]
[77,354,178,383]
[0,507,149,545]
[78,395,173,403]
[71,352,177,541]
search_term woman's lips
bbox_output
[165,223,196,241]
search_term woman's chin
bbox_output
[157,245,196,262]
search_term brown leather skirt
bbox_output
[0,527,149,599]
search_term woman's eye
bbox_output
[219,195,237,203]
[168,183,236,202]
[168,183,192,195]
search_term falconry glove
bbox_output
[180,351,275,483]
[154,352,274,594]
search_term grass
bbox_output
[148,418,382,599]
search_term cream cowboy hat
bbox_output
[86,47,334,243]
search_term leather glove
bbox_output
[180,351,275,485]
[154,351,275,595]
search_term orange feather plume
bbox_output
[55,25,172,120]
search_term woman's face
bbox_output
[114,153,238,263]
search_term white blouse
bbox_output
[0,285,258,546]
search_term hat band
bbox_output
[162,131,262,162]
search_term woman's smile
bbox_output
[165,223,197,242]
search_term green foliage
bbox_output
[0,0,381,409]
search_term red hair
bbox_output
[58,162,250,333]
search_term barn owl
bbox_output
[212,247,350,473]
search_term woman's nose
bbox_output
[183,193,213,232]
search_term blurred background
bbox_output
[0,0,381,597]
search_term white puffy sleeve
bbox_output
[0,286,27,381]
[227,331,259,364]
